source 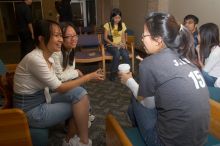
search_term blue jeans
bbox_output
[201,71,217,87]
[14,87,87,128]
[106,46,130,73]
[128,96,163,146]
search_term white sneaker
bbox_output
[63,135,92,146]
[89,114,95,122]
[88,120,91,128]
[76,139,92,146]
[62,135,79,146]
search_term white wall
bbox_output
[167,0,220,27]
[119,0,148,47]
[119,0,220,47]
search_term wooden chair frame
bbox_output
[106,113,132,146]
[209,98,220,139]
[0,108,33,146]
[5,64,17,73]
[0,64,17,109]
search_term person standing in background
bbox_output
[15,0,35,60]
[55,0,73,23]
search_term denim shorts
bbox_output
[26,86,87,128]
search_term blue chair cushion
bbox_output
[206,134,220,146]
[0,59,6,76]
[123,127,146,146]
[77,34,99,47]
[30,128,48,146]
[208,87,220,102]
[124,128,220,146]
[75,50,102,59]
[126,29,134,35]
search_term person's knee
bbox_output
[77,94,89,105]
[121,50,129,58]
[114,51,120,58]
[124,55,130,62]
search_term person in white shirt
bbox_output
[52,22,96,128]
[13,20,104,146]
[197,23,220,87]
[52,22,84,82]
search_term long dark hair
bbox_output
[198,23,219,64]
[60,22,76,70]
[33,19,60,46]
[145,12,198,66]
[110,8,122,31]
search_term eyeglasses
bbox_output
[142,33,151,38]
[63,35,78,39]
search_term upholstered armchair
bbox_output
[75,34,106,77]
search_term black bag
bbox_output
[107,34,113,42]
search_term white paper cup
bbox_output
[118,64,130,73]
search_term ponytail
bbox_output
[145,12,199,67]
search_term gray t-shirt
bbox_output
[138,48,210,146]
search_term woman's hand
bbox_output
[112,43,120,48]
[136,55,143,61]
[122,42,127,49]
[89,68,105,81]
[76,69,83,77]
[113,43,126,49]
[118,72,133,84]
[118,42,127,49]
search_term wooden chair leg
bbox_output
[106,113,132,146]
[103,59,106,79]
[132,57,134,73]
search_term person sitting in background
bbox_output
[13,19,104,146]
[103,8,130,81]
[119,12,210,146]
[52,22,96,127]
[197,23,220,87]
[184,14,199,48]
